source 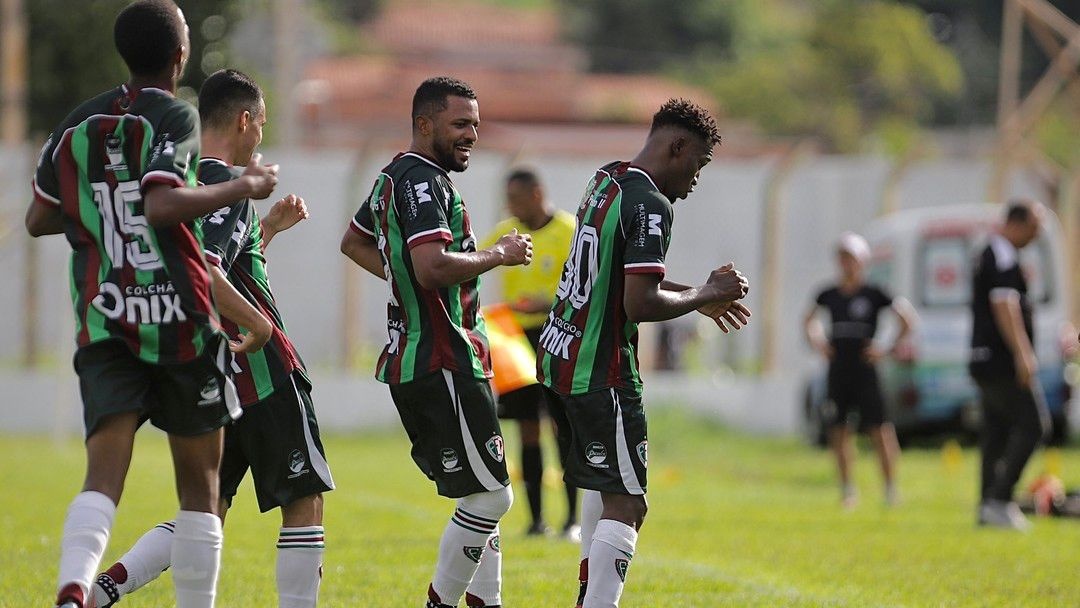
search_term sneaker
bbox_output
[562,523,582,543]
[841,484,858,510]
[526,521,551,536]
[978,499,1032,531]
[884,485,901,507]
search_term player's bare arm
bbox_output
[623,263,747,324]
[661,278,751,332]
[24,199,64,237]
[261,194,308,249]
[208,265,273,353]
[803,303,834,360]
[144,153,278,227]
[991,291,1037,387]
[340,229,387,279]
[410,229,532,290]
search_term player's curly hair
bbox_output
[114,0,186,77]
[650,98,721,147]
[412,77,477,122]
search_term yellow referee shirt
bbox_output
[481,209,576,330]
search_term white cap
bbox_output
[837,231,870,264]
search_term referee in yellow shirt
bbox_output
[482,168,579,540]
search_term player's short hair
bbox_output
[412,77,477,122]
[114,0,187,77]
[650,98,722,148]
[198,69,263,130]
[1005,199,1037,224]
[506,167,541,189]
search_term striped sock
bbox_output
[431,507,499,604]
[276,526,325,608]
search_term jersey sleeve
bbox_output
[350,197,376,239]
[871,286,894,308]
[982,248,1020,302]
[31,130,63,207]
[141,102,200,192]
[814,288,831,307]
[622,193,672,277]
[399,172,452,250]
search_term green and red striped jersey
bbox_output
[350,152,492,384]
[198,158,307,406]
[32,85,221,364]
[537,161,673,396]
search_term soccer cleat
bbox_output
[562,522,582,544]
[527,520,552,535]
[55,582,85,608]
[92,571,122,607]
[425,583,454,608]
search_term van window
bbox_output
[918,235,1053,307]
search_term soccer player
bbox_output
[23,2,278,607]
[970,200,1051,530]
[536,99,750,608]
[340,77,532,608]
[480,169,580,540]
[803,232,915,508]
[91,69,334,608]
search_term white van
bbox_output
[804,203,1074,443]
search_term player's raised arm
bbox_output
[411,229,532,290]
[144,153,278,227]
[260,194,308,249]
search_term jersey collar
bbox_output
[627,165,660,192]
[402,151,449,175]
[199,157,231,167]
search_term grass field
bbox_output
[3,407,1079,607]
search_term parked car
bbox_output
[804,204,1074,445]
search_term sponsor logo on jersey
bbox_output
[104,134,128,173]
[91,281,187,325]
[485,435,504,463]
[615,558,629,582]
[636,440,648,467]
[463,546,484,563]
[197,377,221,406]
[585,442,608,468]
[647,213,662,236]
[287,449,310,479]
[633,203,648,247]
[441,448,461,473]
[539,315,582,360]
[848,296,871,320]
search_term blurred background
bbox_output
[2,0,1080,442]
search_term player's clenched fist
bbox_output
[706,263,749,301]
[241,152,279,200]
[491,228,533,266]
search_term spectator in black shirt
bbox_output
[970,200,1051,531]
[804,232,916,508]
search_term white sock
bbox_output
[579,490,603,560]
[431,488,512,605]
[92,521,175,605]
[56,491,116,605]
[582,519,637,608]
[276,526,325,608]
[463,526,501,606]
[170,510,222,608]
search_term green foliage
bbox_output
[27,0,240,136]
[3,408,1080,605]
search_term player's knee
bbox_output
[459,485,514,520]
[282,493,324,527]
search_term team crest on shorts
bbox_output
[585,442,608,468]
[485,435,505,462]
[463,546,484,563]
[615,558,629,582]
[636,440,648,467]
[441,448,462,473]
[197,377,221,406]
[287,449,309,479]
[488,535,500,552]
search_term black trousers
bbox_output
[974,377,1051,502]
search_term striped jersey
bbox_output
[537,162,673,396]
[32,85,221,365]
[350,152,492,384]
[198,158,307,406]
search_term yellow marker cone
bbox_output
[1044,448,1063,477]
[942,439,962,474]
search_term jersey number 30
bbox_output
[91,180,163,271]
[556,225,599,309]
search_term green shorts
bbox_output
[220,372,335,512]
[74,338,239,438]
[389,369,510,498]
[543,386,648,496]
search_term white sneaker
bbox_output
[978,500,1031,531]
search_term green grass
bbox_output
[3,408,1079,607]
